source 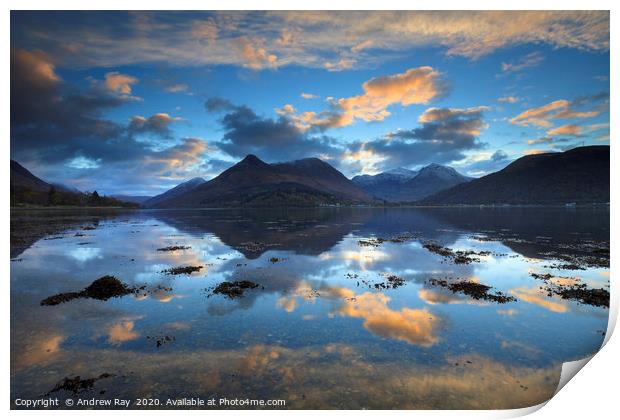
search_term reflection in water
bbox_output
[107,320,140,345]
[336,291,439,346]
[509,287,569,313]
[10,207,609,409]
[67,247,102,263]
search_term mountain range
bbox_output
[10,160,136,208]
[422,146,609,205]
[10,146,610,208]
[146,155,373,208]
[353,164,473,202]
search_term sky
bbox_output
[10,11,610,196]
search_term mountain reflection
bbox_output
[10,207,609,409]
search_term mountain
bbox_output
[146,155,373,208]
[11,160,51,192]
[352,164,472,202]
[422,146,609,205]
[143,177,206,207]
[112,195,153,204]
[352,168,418,202]
[398,164,473,202]
[52,182,81,194]
[353,167,418,187]
[11,160,137,208]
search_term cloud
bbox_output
[501,51,544,73]
[66,156,102,169]
[351,39,374,53]
[233,37,278,70]
[391,106,488,142]
[11,48,218,195]
[528,122,610,147]
[206,100,486,180]
[107,320,140,344]
[104,71,138,95]
[300,92,319,99]
[281,67,445,130]
[343,106,487,173]
[509,287,568,313]
[146,137,213,174]
[510,93,608,128]
[497,96,520,104]
[209,101,341,162]
[324,57,356,72]
[524,149,549,155]
[165,83,188,93]
[336,291,439,346]
[11,48,60,88]
[457,149,513,177]
[128,113,182,138]
[12,11,609,69]
[192,19,219,43]
[11,48,127,150]
[205,97,235,112]
[546,124,581,136]
[491,150,509,161]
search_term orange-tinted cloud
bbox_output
[524,149,549,156]
[107,320,140,344]
[510,99,600,128]
[546,124,582,136]
[509,287,569,313]
[510,100,570,128]
[12,333,64,371]
[104,71,138,95]
[497,96,520,104]
[281,66,443,130]
[336,291,439,346]
[501,52,544,73]
[233,37,278,70]
[11,49,60,89]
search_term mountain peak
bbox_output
[421,163,447,170]
[186,177,206,184]
[418,163,463,178]
[385,167,417,177]
[240,154,265,165]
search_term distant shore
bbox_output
[11,203,610,211]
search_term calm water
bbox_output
[10,207,610,409]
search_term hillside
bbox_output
[10,160,137,208]
[422,146,609,205]
[352,164,472,202]
[146,155,374,208]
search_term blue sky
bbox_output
[10,11,609,195]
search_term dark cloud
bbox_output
[460,149,513,177]
[570,91,609,107]
[491,150,508,161]
[211,101,341,162]
[11,48,138,163]
[205,97,235,113]
[347,107,487,170]
[10,48,216,194]
[128,113,180,139]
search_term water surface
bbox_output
[10,207,610,409]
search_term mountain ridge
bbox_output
[352,163,472,202]
[421,146,609,205]
[146,155,373,208]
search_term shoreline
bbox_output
[10,203,611,211]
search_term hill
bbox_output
[422,146,609,205]
[10,160,137,208]
[352,164,472,202]
[146,155,373,208]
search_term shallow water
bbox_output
[10,207,610,409]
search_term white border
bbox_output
[3,1,616,419]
